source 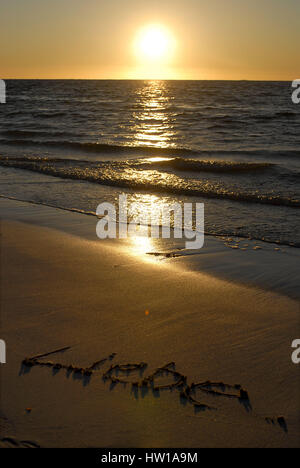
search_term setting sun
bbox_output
[134,25,176,64]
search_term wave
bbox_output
[0,156,299,208]
[253,111,299,121]
[0,155,274,173]
[0,130,77,139]
[0,138,299,160]
[32,111,67,119]
[2,110,67,119]
[152,158,273,173]
[205,111,299,125]
[0,139,193,156]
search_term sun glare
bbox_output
[134,25,176,64]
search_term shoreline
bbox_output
[1,196,299,300]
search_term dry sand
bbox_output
[0,199,299,447]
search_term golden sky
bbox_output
[1,0,299,80]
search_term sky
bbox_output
[0,0,299,80]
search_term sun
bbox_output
[134,25,175,63]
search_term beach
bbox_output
[1,198,299,448]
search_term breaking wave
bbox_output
[0,156,298,208]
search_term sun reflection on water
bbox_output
[144,157,173,163]
[132,81,176,148]
[120,192,184,263]
[129,234,154,255]
[110,82,183,261]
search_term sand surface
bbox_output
[0,199,299,447]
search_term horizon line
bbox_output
[1,78,297,82]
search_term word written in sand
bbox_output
[0,340,6,364]
[21,347,288,432]
[291,339,300,364]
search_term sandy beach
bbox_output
[1,198,299,448]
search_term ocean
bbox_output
[0,79,299,246]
